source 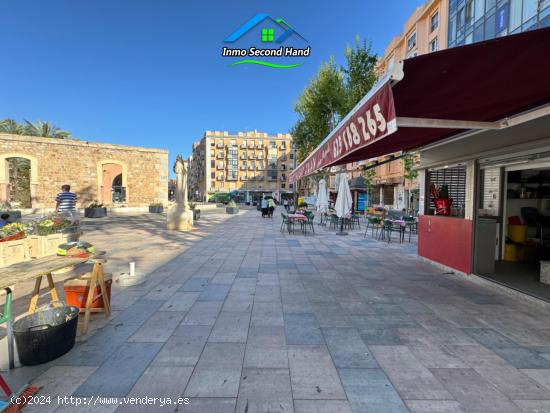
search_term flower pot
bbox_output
[84,207,107,218]
[434,198,453,216]
[149,205,164,213]
[0,231,25,242]
[193,209,201,220]
[226,207,239,214]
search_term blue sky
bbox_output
[0,0,424,170]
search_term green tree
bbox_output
[0,118,71,138]
[403,153,418,181]
[24,120,71,139]
[291,58,347,162]
[290,37,378,164]
[342,36,379,113]
[0,118,24,134]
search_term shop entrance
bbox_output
[475,158,550,301]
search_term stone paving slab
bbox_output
[73,342,163,397]
[287,345,346,400]
[5,209,550,413]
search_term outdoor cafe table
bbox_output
[0,251,110,369]
[287,213,308,234]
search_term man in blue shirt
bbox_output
[55,185,77,213]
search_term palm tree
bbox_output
[0,118,24,134]
[23,120,71,139]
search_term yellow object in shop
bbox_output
[507,224,527,243]
[504,242,518,262]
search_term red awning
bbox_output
[290,27,550,183]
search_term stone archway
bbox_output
[0,153,38,208]
[97,160,128,205]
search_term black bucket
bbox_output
[13,306,80,365]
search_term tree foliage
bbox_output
[291,58,347,162]
[403,153,419,181]
[0,118,71,139]
[290,37,378,163]
[342,36,379,113]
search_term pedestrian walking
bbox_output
[268,197,275,218]
[261,197,268,218]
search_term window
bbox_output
[523,0,538,22]
[406,32,417,51]
[465,0,474,25]
[429,37,439,52]
[211,160,215,168]
[261,28,274,42]
[281,183,286,189]
[211,172,215,179]
[427,166,467,217]
[474,0,485,22]
[496,3,509,35]
[485,12,496,39]
[430,12,439,32]
[510,0,522,30]
[383,185,395,206]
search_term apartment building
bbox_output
[344,0,449,212]
[447,0,549,47]
[188,130,294,202]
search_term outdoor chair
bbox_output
[329,214,339,230]
[302,214,315,235]
[381,219,404,243]
[365,216,381,238]
[351,213,361,229]
[403,216,417,242]
[281,213,295,234]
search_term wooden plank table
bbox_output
[0,251,111,368]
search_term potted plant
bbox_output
[430,184,453,216]
[149,203,164,213]
[190,203,200,220]
[84,201,107,218]
[225,200,239,214]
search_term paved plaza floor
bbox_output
[4,207,550,412]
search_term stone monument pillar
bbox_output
[166,155,193,231]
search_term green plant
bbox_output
[189,202,196,210]
[298,201,308,208]
[227,200,237,208]
[0,118,71,139]
[88,201,105,208]
[403,153,418,181]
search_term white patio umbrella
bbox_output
[315,179,329,213]
[334,172,352,235]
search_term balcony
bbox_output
[240,165,247,170]
[216,142,224,148]
[248,165,255,170]
[217,175,225,181]
[248,154,256,159]
[217,153,225,159]
[248,142,255,149]
[216,164,224,170]
[240,176,247,181]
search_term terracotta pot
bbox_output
[0,231,25,242]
